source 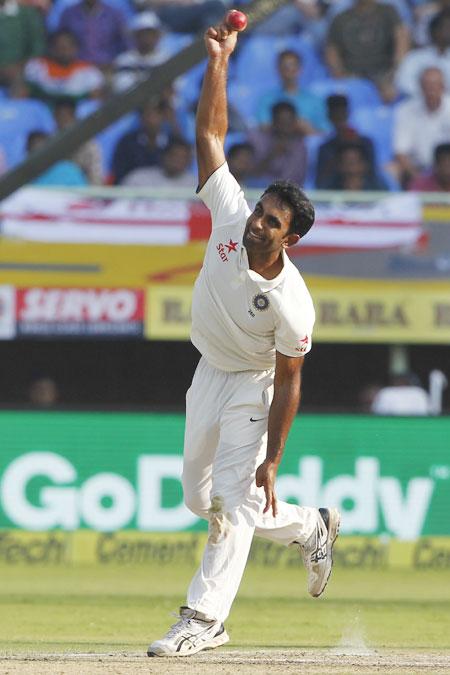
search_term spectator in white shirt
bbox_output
[371,373,430,415]
[393,66,450,186]
[112,11,169,92]
[414,0,450,47]
[396,10,450,96]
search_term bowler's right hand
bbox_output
[204,23,238,59]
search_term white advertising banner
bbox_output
[0,187,425,253]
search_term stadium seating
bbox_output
[234,35,328,91]
[0,99,55,169]
[309,77,382,111]
[304,133,328,190]
[350,104,396,169]
[227,80,269,128]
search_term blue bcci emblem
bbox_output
[253,293,269,312]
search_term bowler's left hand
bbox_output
[255,459,278,518]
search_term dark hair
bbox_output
[227,142,255,160]
[164,138,191,154]
[337,140,370,162]
[262,181,315,238]
[434,142,450,162]
[49,29,79,46]
[139,98,166,116]
[54,97,76,113]
[429,9,450,39]
[278,49,302,66]
[326,94,348,112]
[271,100,297,119]
[26,130,49,152]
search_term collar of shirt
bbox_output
[239,245,288,291]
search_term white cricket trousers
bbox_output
[182,357,318,623]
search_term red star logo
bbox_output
[225,239,238,253]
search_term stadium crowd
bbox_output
[1,0,450,191]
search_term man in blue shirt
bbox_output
[257,50,329,135]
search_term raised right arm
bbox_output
[196,22,240,190]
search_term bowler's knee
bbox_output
[183,488,209,519]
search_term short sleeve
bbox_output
[274,284,315,358]
[197,162,251,230]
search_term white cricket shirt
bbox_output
[191,163,315,372]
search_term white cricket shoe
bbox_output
[299,507,341,598]
[147,606,229,657]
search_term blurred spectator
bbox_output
[159,84,196,143]
[58,0,128,69]
[0,0,46,88]
[0,86,54,168]
[316,94,376,188]
[257,50,329,134]
[248,101,307,185]
[396,10,450,97]
[371,372,430,415]
[409,142,450,190]
[414,0,450,47]
[226,142,266,188]
[122,138,195,187]
[393,67,450,187]
[326,0,414,33]
[113,12,169,93]
[252,1,326,46]
[135,0,226,33]
[53,98,103,184]
[111,100,168,184]
[28,376,60,408]
[321,141,388,190]
[27,131,88,185]
[325,0,409,83]
[24,29,105,105]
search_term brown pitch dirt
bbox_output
[0,649,449,675]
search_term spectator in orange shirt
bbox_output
[24,29,105,105]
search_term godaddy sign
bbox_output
[0,413,449,539]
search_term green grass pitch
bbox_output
[0,556,449,654]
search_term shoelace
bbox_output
[164,613,193,639]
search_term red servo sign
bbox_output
[16,287,144,337]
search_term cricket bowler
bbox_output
[148,15,341,657]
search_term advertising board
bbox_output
[0,413,448,539]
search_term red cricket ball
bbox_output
[225,9,248,32]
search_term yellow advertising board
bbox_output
[311,276,450,343]
[0,240,205,287]
[145,278,450,344]
[146,286,193,340]
[2,530,450,569]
